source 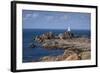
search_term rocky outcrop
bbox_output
[29,43,36,48]
[35,32,55,43]
[42,40,59,49]
[34,31,90,50]
[58,32,74,40]
[40,49,82,61]
[41,37,90,50]
[35,31,74,43]
[32,31,91,61]
[40,49,91,61]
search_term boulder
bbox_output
[35,32,55,43]
[65,53,80,60]
[41,32,55,39]
[79,51,91,60]
[29,43,36,48]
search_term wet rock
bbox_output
[29,43,36,48]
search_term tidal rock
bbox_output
[35,36,43,43]
[29,43,36,48]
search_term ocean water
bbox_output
[23,29,90,62]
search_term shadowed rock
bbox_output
[29,43,36,48]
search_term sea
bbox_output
[23,29,90,62]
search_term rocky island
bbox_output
[30,30,91,62]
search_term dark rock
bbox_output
[35,31,74,43]
[29,43,36,48]
[35,32,55,43]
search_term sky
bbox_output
[22,10,91,30]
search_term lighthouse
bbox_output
[68,24,71,32]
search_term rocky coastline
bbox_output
[31,31,91,61]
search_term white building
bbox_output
[68,24,71,32]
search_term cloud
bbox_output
[61,15,68,20]
[23,14,32,20]
[23,13,39,20]
[46,16,54,20]
[25,14,32,18]
[32,13,39,18]
[47,15,68,23]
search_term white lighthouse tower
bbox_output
[68,24,71,32]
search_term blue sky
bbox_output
[22,10,91,30]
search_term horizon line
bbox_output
[23,28,90,30]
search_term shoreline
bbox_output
[29,31,91,62]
